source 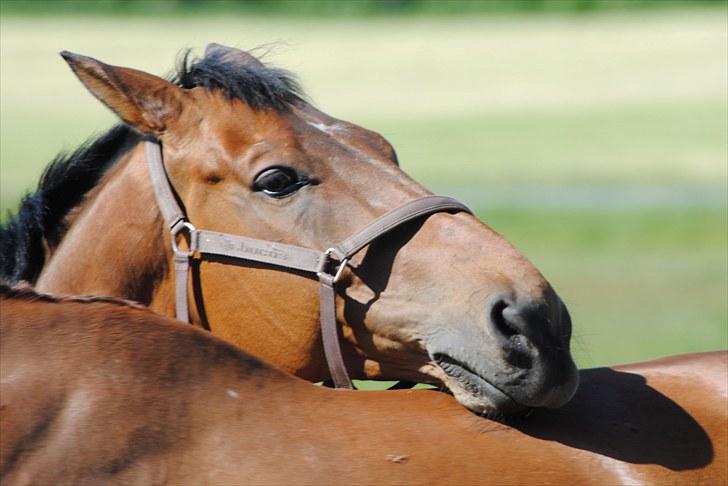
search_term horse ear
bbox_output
[60,51,186,136]
[204,43,263,67]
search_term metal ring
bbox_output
[332,257,349,284]
[318,248,349,284]
[171,221,196,258]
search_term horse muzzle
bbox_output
[426,294,579,415]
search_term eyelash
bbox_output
[253,166,310,198]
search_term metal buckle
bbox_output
[171,221,196,258]
[317,247,349,284]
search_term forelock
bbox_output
[172,47,304,112]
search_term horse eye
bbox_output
[253,167,309,198]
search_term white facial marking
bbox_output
[307,121,343,135]
[226,388,240,399]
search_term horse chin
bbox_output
[445,376,524,417]
[422,358,524,416]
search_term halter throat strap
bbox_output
[144,139,471,389]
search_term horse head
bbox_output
[33,44,577,414]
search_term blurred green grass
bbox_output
[484,208,727,367]
[1,9,726,368]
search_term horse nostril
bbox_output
[490,299,535,370]
[490,299,519,338]
[503,335,534,369]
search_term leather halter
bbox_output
[144,139,471,389]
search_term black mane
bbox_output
[174,48,303,111]
[0,48,303,284]
[0,125,139,284]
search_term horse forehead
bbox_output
[305,119,345,136]
[207,106,297,157]
[289,102,388,148]
[297,116,395,161]
[197,97,390,165]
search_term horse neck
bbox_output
[35,142,173,309]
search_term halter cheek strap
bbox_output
[145,139,471,389]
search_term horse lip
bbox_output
[431,352,523,414]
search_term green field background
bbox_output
[1,3,726,370]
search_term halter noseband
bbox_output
[145,139,471,389]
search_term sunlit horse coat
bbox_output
[1,286,726,485]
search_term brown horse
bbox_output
[0,45,577,414]
[2,286,725,485]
